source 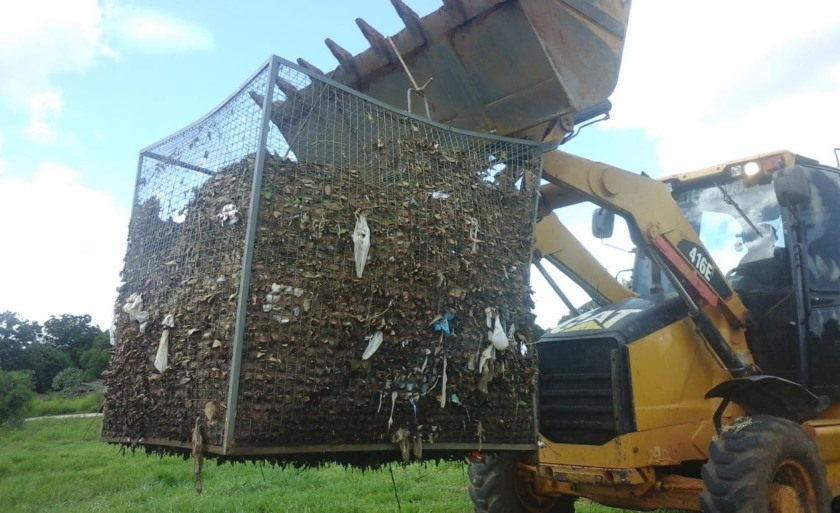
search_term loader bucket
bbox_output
[301,0,632,142]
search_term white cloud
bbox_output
[117,12,213,51]
[25,90,64,143]
[0,163,128,329]
[102,3,214,54]
[0,0,102,105]
[609,0,840,174]
[0,1,215,102]
[0,1,213,143]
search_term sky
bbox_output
[1,1,840,330]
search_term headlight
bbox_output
[744,161,761,176]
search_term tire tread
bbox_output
[700,415,830,513]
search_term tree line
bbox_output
[0,311,111,421]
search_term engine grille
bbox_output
[537,336,634,445]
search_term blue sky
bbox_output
[2,0,839,329]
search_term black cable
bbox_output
[81,404,104,441]
[388,463,402,513]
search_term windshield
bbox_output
[631,176,784,296]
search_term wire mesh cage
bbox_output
[102,55,543,464]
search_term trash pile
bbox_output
[238,140,539,451]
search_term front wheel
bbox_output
[700,415,830,513]
[468,452,575,513]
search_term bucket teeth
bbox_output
[296,58,325,77]
[290,0,631,140]
[391,0,426,44]
[248,91,268,112]
[356,18,392,62]
[441,0,467,21]
[274,77,300,100]
[325,38,360,82]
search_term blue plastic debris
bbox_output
[432,312,455,335]
[409,398,418,421]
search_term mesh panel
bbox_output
[103,56,542,459]
[103,67,269,447]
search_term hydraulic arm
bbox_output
[533,211,633,305]
[539,150,755,376]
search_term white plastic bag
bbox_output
[352,215,371,278]
[154,314,175,373]
[485,307,510,351]
[362,331,384,360]
[216,203,240,225]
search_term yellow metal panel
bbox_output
[538,318,747,470]
[538,419,719,469]
[628,317,733,431]
[534,475,703,512]
[809,406,840,495]
[658,150,797,183]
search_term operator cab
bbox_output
[650,153,840,398]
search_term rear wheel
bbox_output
[700,415,830,513]
[468,452,575,513]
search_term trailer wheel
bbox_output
[468,452,575,513]
[700,415,830,513]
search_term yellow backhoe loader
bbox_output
[295,1,840,511]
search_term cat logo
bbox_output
[549,308,643,334]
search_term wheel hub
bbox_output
[770,459,819,513]
[770,483,803,513]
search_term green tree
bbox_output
[24,343,73,393]
[43,314,105,369]
[79,345,110,381]
[0,313,110,387]
[0,311,41,372]
[0,369,34,424]
[52,367,85,394]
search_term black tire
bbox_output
[700,415,830,513]
[468,452,575,513]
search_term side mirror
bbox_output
[774,165,810,207]
[592,207,615,239]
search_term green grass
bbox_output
[0,418,654,513]
[25,391,104,417]
[1,418,471,513]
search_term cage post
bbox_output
[223,56,281,454]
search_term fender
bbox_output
[706,375,830,429]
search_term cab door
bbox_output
[794,166,840,398]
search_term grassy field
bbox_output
[24,391,104,418]
[0,417,645,513]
